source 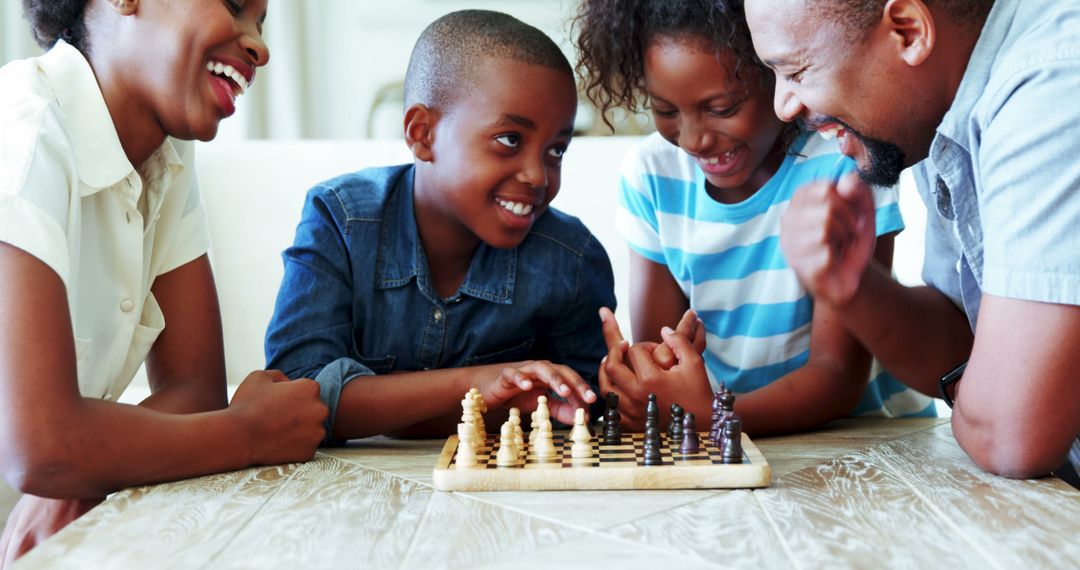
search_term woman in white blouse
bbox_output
[0,0,327,562]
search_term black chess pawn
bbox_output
[603,392,622,445]
[679,413,699,454]
[669,404,684,444]
[667,403,682,440]
[721,418,743,464]
[642,425,662,466]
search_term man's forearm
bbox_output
[832,262,974,395]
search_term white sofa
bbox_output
[193,136,928,386]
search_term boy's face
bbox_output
[128,0,270,141]
[644,37,785,196]
[421,58,577,250]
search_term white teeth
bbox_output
[496,198,534,216]
[819,126,842,140]
[206,60,249,96]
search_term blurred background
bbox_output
[1,0,654,139]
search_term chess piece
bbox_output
[509,407,524,450]
[535,395,551,423]
[570,408,592,459]
[642,425,662,466]
[461,393,483,448]
[679,413,699,454]
[710,391,723,446]
[495,421,518,467]
[721,418,743,464]
[533,418,557,460]
[645,393,659,431]
[470,387,487,413]
[529,410,539,445]
[603,392,622,445]
[455,422,478,468]
[667,403,683,440]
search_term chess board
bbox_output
[432,431,771,491]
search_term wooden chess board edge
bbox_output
[432,432,771,492]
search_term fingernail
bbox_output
[598,309,607,322]
[586,389,596,401]
[661,326,674,335]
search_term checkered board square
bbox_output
[433,431,771,491]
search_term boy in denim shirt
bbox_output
[265,10,615,443]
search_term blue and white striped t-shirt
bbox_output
[616,131,935,418]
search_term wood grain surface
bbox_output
[15,418,1078,569]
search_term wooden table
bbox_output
[17,418,1080,569]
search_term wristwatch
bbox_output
[938,361,968,408]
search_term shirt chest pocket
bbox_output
[355,354,397,374]
[464,338,535,366]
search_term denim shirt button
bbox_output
[434,309,443,321]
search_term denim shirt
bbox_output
[914,0,1080,329]
[912,0,1080,468]
[265,165,616,441]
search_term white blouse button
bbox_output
[120,299,135,312]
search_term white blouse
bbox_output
[0,41,209,401]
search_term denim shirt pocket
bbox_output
[463,338,536,366]
[355,354,397,374]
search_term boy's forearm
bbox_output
[331,365,505,440]
[830,262,973,395]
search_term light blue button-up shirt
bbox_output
[911,0,1080,471]
[913,0,1080,325]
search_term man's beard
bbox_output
[804,116,906,186]
[855,131,906,187]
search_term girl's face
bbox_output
[643,37,785,201]
[126,0,269,142]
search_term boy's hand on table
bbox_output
[483,361,597,425]
[228,370,328,465]
[780,174,876,306]
[651,309,706,369]
[0,495,103,567]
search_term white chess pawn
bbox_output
[509,408,525,450]
[570,408,592,459]
[533,418,557,460]
[495,421,518,467]
[455,422,479,468]
[528,410,538,445]
[535,395,551,423]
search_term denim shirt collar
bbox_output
[375,166,517,304]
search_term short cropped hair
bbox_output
[403,10,573,111]
[816,0,995,39]
[22,0,91,51]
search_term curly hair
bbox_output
[22,0,91,51]
[572,0,772,132]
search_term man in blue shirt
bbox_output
[265,11,614,443]
[744,0,1080,479]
